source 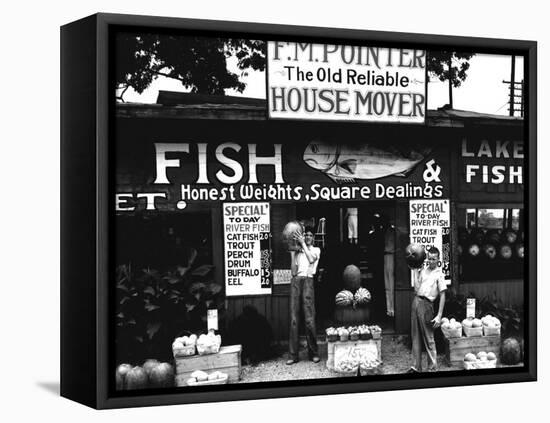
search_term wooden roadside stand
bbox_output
[443,299,501,366]
[174,345,243,387]
[327,339,382,372]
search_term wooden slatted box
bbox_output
[175,345,242,387]
[444,335,501,366]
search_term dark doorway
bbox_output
[296,202,396,333]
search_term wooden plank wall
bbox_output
[225,294,290,342]
[395,289,414,333]
[459,280,523,307]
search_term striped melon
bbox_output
[335,290,354,307]
[354,287,371,305]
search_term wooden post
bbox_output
[448,55,453,108]
[509,55,516,116]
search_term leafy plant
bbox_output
[115,262,224,364]
[439,288,523,337]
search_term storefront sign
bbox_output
[267,42,426,123]
[409,199,451,281]
[223,202,273,296]
[461,139,523,185]
[115,139,448,213]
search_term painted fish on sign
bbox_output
[303,140,431,183]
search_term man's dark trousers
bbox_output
[411,295,438,371]
[289,276,318,360]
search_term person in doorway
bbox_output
[409,246,447,373]
[287,226,321,365]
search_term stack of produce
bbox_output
[481,314,501,336]
[330,325,382,341]
[357,325,371,340]
[335,266,372,309]
[336,327,349,342]
[172,334,197,357]
[115,360,175,390]
[196,330,222,355]
[369,325,382,339]
[460,228,524,261]
[462,317,483,337]
[186,370,228,386]
[440,317,463,338]
[325,327,339,342]
[463,351,497,370]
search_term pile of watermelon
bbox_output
[116,359,175,390]
[335,288,371,308]
[458,227,524,261]
[335,265,371,309]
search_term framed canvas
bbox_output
[60,13,537,409]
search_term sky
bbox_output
[120,49,525,117]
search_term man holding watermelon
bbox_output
[286,226,321,365]
[408,246,447,373]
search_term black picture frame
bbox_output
[61,13,537,409]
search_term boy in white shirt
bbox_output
[409,246,447,372]
[286,226,321,365]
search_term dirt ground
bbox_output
[238,335,461,383]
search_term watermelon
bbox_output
[149,362,175,388]
[354,287,371,305]
[482,244,497,259]
[501,337,522,364]
[458,228,469,244]
[486,229,502,245]
[126,366,148,390]
[282,221,303,251]
[468,243,480,257]
[471,228,485,244]
[499,244,513,260]
[405,244,426,269]
[335,290,354,307]
[342,265,361,292]
[142,359,160,377]
[503,229,518,244]
[115,363,132,390]
[516,243,524,259]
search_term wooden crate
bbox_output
[175,344,242,387]
[445,336,501,366]
[326,339,382,371]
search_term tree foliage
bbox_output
[115,33,266,101]
[427,51,475,88]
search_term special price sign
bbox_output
[223,202,272,296]
[267,41,426,123]
[409,199,451,282]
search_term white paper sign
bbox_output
[207,309,218,331]
[267,41,426,123]
[334,341,380,373]
[466,298,476,319]
[409,199,451,282]
[223,202,272,296]
[273,269,292,285]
